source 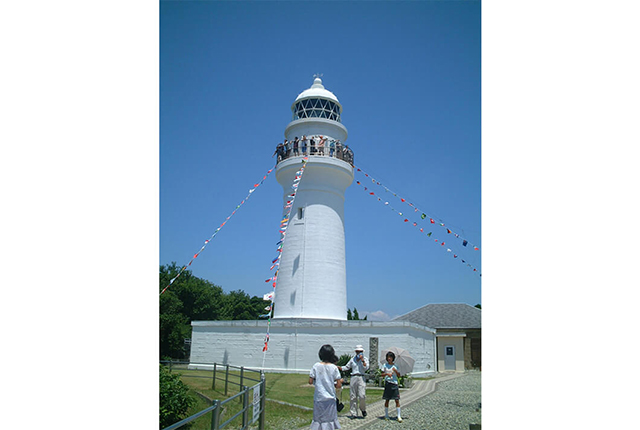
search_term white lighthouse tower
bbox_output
[189,79,436,375]
[272,77,354,320]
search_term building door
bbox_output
[444,345,456,370]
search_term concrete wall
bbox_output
[190,320,437,377]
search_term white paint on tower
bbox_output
[273,78,353,320]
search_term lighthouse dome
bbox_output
[291,78,343,123]
[294,78,340,104]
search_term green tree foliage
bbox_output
[160,263,268,359]
[160,364,195,429]
[346,307,367,320]
[474,304,481,309]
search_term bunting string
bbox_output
[261,156,310,360]
[160,165,276,295]
[354,166,481,276]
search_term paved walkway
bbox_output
[335,372,466,430]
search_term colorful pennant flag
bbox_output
[261,156,310,354]
[353,166,481,276]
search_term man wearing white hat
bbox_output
[341,344,369,418]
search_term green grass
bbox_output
[170,368,434,429]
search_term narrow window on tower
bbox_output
[298,207,304,220]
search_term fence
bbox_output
[161,361,266,430]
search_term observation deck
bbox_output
[274,136,354,166]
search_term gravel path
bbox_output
[350,372,481,430]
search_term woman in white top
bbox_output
[309,344,343,429]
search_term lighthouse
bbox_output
[189,78,436,376]
[272,77,354,320]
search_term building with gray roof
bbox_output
[394,303,481,371]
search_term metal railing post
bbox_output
[242,386,249,428]
[210,399,220,430]
[240,367,244,394]
[225,364,229,396]
[259,373,266,430]
[212,363,217,390]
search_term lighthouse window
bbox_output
[292,98,342,122]
[298,207,304,219]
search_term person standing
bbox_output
[318,135,327,156]
[272,142,285,162]
[301,135,308,156]
[381,351,402,422]
[341,345,369,419]
[329,139,336,157]
[309,136,316,155]
[309,344,343,430]
[293,136,300,156]
[284,139,291,159]
[344,145,353,166]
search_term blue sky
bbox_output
[160,1,481,320]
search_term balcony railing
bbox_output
[273,136,354,166]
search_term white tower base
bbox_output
[273,156,353,320]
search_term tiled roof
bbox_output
[393,303,481,329]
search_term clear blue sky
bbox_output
[160,1,481,320]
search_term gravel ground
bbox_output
[363,372,481,430]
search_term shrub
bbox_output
[371,368,412,388]
[336,354,353,380]
[160,364,195,429]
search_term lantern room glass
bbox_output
[292,98,342,122]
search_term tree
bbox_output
[347,307,366,320]
[474,304,481,309]
[160,292,190,359]
[221,290,262,320]
[159,263,267,359]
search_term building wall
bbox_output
[436,335,465,372]
[189,320,437,376]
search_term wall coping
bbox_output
[191,319,436,334]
